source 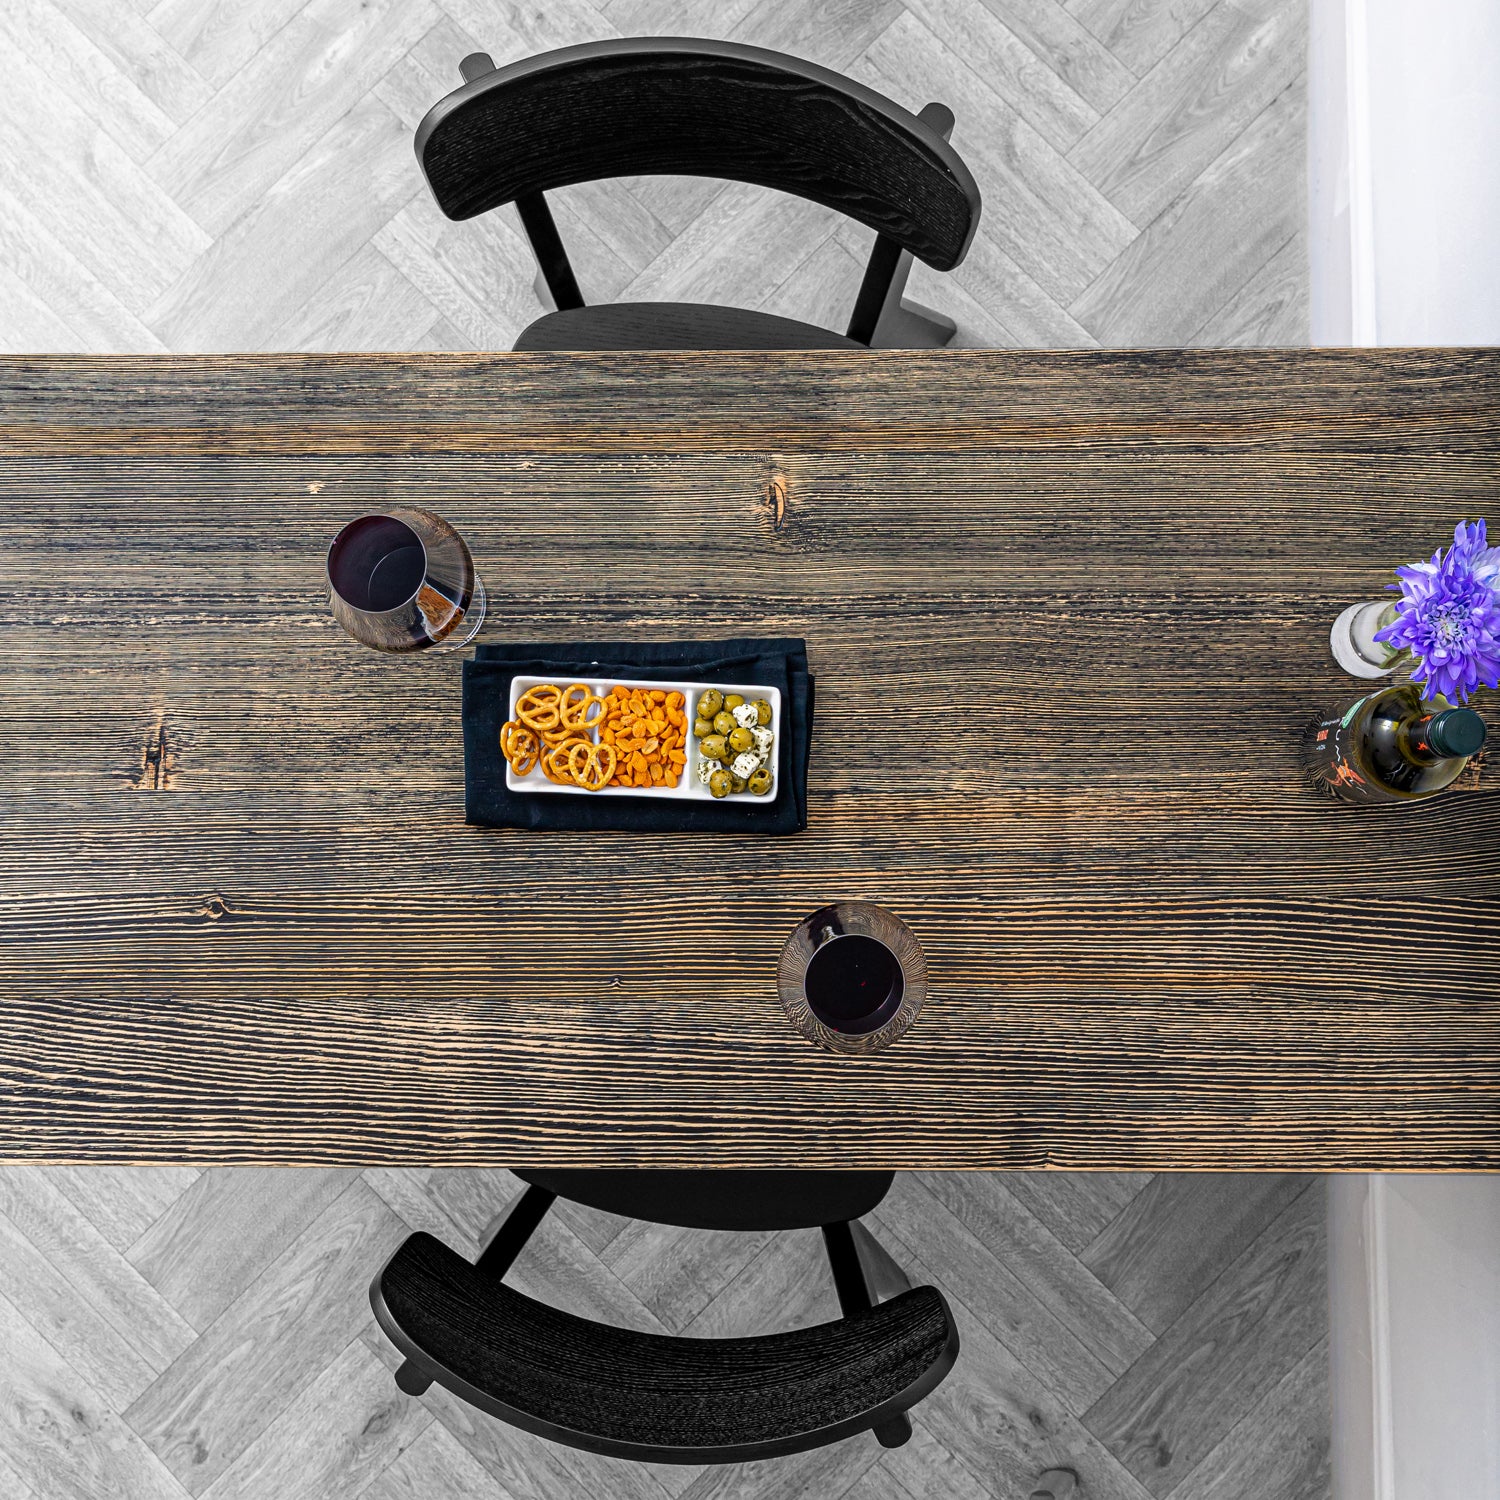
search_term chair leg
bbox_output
[822,1221,875,1316]
[394,1359,432,1396]
[475,1183,556,1280]
[874,1414,913,1448]
[849,1221,913,1302]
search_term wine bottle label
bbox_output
[1303,696,1389,804]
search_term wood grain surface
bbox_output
[1,350,1496,1168]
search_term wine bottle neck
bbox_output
[1407,706,1488,762]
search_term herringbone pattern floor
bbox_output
[3,1,1319,1496]
[0,0,1307,353]
[0,1168,1328,1500]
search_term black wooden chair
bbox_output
[370,1170,959,1464]
[412,38,982,351]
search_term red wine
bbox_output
[1303,683,1486,803]
[329,515,425,612]
[804,934,903,1033]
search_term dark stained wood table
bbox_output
[2,350,1497,1169]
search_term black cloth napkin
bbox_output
[463,638,812,833]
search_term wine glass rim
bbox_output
[326,512,428,615]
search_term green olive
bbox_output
[727,726,753,753]
[700,734,728,761]
[729,773,748,793]
[708,768,732,798]
[723,693,745,712]
[692,718,713,739]
[752,698,772,726]
[698,689,724,717]
[712,710,735,736]
[747,767,773,795]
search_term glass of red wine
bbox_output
[778,901,926,1054]
[327,508,486,653]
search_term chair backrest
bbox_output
[415,37,981,272]
[373,1231,960,1464]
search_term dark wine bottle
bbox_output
[1303,683,1486,803]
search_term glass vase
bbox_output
[1330,599,1401,679]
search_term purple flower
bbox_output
[1374,518,1500,703]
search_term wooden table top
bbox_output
[2,349,1497,1169]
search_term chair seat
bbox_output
[511,1169,894,1231]
[374,1232,958,1463]
[513,301,862,350]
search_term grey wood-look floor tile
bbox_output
[197,1337,432,1500]
[871,1178,1121,1412]
[1069,77,1304,343]
[374,197,541,350]
[511,1211,671,1334]
[676,1432,881,1500]
[726,0,903,71]
[599,1218,769,1333]
[0,262,88,352]
[360,1419,516,1500]
[1064,0,1220,76]
[842,1466,920,1500]
[0,53,210,319]
[874,1417,996,1500]
[363,1168,481,1258]
[1067,0,1304,224]
[619,180,844,309]
[0,1448,38,1500]
[124,1181,409,1496]
[1081,1172,1309,1334]
[916,1173,1156,1374]
[0,1288,191,1500]
[838,216,1098,348]
[978,0,1137,113]
[410,313,477,350]
[127,1168,359,1330]
[46,0,208,124]
[0,189,168,351]
[43,0,214,126]
[44,1167,200,1255]
[913,1281,1158,1500]
[758,227,864,334]
[0,1168,196,1375]
[436,0,617,58]
[856,13,1137,305]
[987,1173,1154,1257]
[146,93,419,348]
[144,0,307,89]
[267,243,441,351]
[0,0,177,164]
[603,0,761,32]
[902,0,1101,153]
[679,1227,839,1337]
[1082,1181,1326,1497]
[1166,1336,1330,1500]
[361,1324,677,1500]
[0,1207,164,1410]
[538,1193,634,1260]
[1188,229,1306,345]
[146,0,437,238]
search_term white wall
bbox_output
[1330,1176,1500,1500]
[1308,0,1500,344]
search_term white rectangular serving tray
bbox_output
[504,675,782,800]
